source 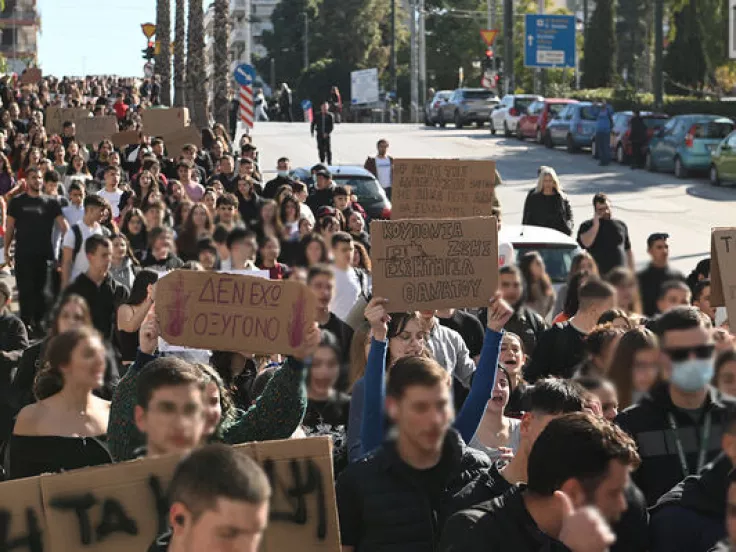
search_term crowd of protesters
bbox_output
[0,72,731,552]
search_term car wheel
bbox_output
[591,138,597,159]
[545,131,553,149]
[710,164,722,186]
[504,122,511,137]
[490,119,496,135]
[674,156,688,179]
[645,151,655,172]
[438,112,446,128]
[616,143,625,164]
[424,114,431,126]
[516,125,524,140]
[566,134,578,153]
[454,111,464,129]
[476,120,484,127]
[536,128,542,143]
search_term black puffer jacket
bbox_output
[336,429,490,552]
[522,189,574,236]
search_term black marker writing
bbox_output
[263,458,327,541]
[0,508,43,552]
[95,500,137,541]
[721,235,733,253]
[50,494,96,545]
[50,494,140,545]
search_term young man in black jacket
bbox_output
[707,468,736,552]
[336,356,490,551]
[148,444,271,552]
[443,413,640,552]
[637,232,685,317]
[617,306,736,506]
[525,278,616,382]
[310,102,334,164]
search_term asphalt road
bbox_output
[247,122,736,275]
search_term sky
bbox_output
[37,0,158,77]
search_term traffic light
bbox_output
[483,48,494,71]
[142,41,155,60]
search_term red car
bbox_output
[607,111,669,164]
[516,99,579,143]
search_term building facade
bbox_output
[0,0,39,73]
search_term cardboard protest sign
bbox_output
[710,228,736,320]
[391,159,496,219]
[370,216,498,311]
[110,130,140,148]
[75,116,119,145]
[142,107,190,137]
[20,67,42,85]
[0,438,339,552]
[155,270,317,355]
[45,107,91,135]
[161,125,202,156]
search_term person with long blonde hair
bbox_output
[522,166,574,235]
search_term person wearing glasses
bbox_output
[617,306,736,506]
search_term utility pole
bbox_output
[538,0,545,95]
[419,0,426,109]
[503,0,514,94]
[390,0,397,95]
[487,0,492,27]
[583,0,589,28]
[410,0,418,122]
[654,0,663,108]
[303,13,309,70]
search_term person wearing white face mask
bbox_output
[262,156,294,199]
[617,306,736,506]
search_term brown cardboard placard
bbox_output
[370,216,498,311]
[20,67,42,85]
[110,130,141,148]
[142,107,190,137]
[45,107,91,135]
[75,116,119,145]
[391,159,497,220]
[161,125,202,157]
[710,228,736,319]
[155,270,317,355]
[0,438,340,551]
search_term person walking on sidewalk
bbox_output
[311,102,335,165]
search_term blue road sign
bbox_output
[301,99,312,111]
[524,14,576,69]
[233,63,256,87]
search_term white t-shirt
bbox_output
[62,203,84,227]
[375,157,392,189]
[97,188,124,218]
[62,221,104,281]
[499,241,515,268]
[331,267,363,322]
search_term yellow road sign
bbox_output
[141,23,156,39]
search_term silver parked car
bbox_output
[424,90,452,126]
[436,88,499,129]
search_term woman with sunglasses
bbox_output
[351,293,510,463]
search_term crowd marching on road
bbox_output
[0,71,733,552]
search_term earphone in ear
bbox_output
[175,515,185,526]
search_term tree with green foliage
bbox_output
[616,0,651,89]
[581,0,616,88]
[664,0,708,92]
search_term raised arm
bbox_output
[359,297,390,457]
[222,323,319,444]
[454,294,512,443]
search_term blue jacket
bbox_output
[596,104,614,133]
[359,328,503,459]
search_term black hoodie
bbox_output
[649,454,732,552]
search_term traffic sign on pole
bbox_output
[141,23,156,39]
[480,29,498,46]
[234,63,256,129]
[523,14,576,69]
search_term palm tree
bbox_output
[155,0,171,105]
[173,0,187,107]
[187,0,209,128]
[212,0,230,127]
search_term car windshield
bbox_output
[515,98,536,111]
[643,117,667,128]
[333,175,384,201]
[514,245,577,284]
[693,122,734,139]
[548,103,567,116]
[579,106,598,121]
[436,92,451,101]
[464,90,495,100]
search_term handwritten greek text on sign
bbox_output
[155,270,316,355]
[710,227,736,320]
[0,438,339,552]
[391,159,496,220]
[370,217,498,311]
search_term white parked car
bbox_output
[490,94,544,137]
[498,224,580,291]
